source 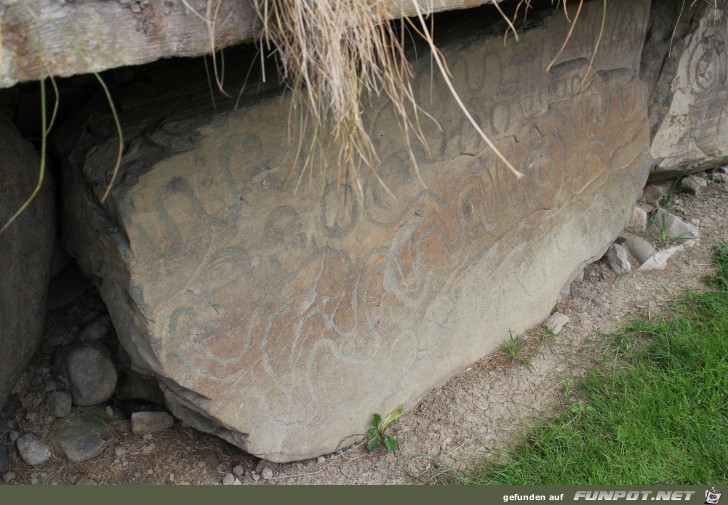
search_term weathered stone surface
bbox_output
[605,244,632,274]
[638,244,686,271]
[55,343,118,407]
[619,232,658,265]
[643,0,728,180]
[51,408,110,463]
[639,182,669,208]
[60,0,651,461]
[0,115,55,411]
[47,391,73,418]
[628,206,648,233]
[648,208,700,241]
[0,0,499,89]
[16,433,51,466]
[131,411,174,435]
[544,312,570,336]
[680,175,708,196]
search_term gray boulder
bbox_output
[58,0,651,461]
[16,433,52,466]
[648,208,700,241]
[0,115,55,410]
[51,408,110,463]
[644,1,728,180]
[55,343,118,406]
[47,391,73,418]
[605,244,632,274]
[131,411,174,435]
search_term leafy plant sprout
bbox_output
[337,404,404,453]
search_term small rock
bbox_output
[9,430,19,443]
[0,446,9,472]
[709,173,728,183]
[648,208,700,241]
[605,244,631,273]
[16,434,52,465]
[114,447,127,458]
[638,244,685,271]
[222,473,235,486]
[255,459,278,475]
[142,433,153,441]
[628,206,648,233]
[252,473,260,482]
[261,467,273,480]
[3,471,16,483]
[640,183,669,207]
[558,282,571,300]
[79,314,112,342]
[131,411,174,435]
[619,232,657,264]
[680,175,708,195]
[317,456,325,464]
[104,405,126,421]
[51,409,110,463]
[56,343,118,406]
[545,312,569,335]
[716,165,728,175]
[141,443,155,454]
[232,464,245,477]
[47,391,73,418]
[563,308,572,316]
[233,478,242,485]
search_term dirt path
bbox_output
[2,180,726,486]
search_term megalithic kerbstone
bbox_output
[59,0,651,462]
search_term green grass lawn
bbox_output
[458,243,728,485]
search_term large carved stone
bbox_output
[60,0,650,461]
[643,0,728,180]
[0,114,55,410]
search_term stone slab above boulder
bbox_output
[59,0,651,461]
[0,0,499,89]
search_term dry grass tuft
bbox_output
[250,0,425,198]
[246,0,528,199]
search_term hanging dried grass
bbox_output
[250,0,423,197]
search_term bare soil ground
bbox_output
[1,181,726,486]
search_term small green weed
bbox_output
[649,211,692,247]
[337,404,404,454]
[502,331,532,369]
[365,405,404,453]
[660,176,684,209]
